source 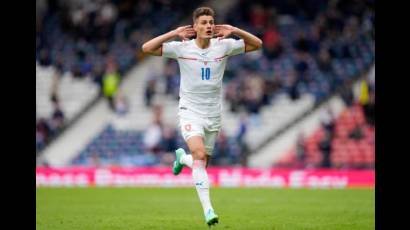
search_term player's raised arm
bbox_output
[141,25,196,56]
[215,24,263,52]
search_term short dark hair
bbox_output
[193,6,215,22]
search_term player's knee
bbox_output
[192,148,207,160]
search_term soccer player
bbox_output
[142,6,262,226]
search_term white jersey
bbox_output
[162,38,245,117]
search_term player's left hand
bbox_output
[214,25,237,40]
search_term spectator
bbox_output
[144,75,157,107]
[160,125,178,153]
[263,22,283,60]
[318,131,332,168]
[36,128,46,152]
[321,108,335,137]
[263,76,281,105]
[358,79,369,106]
[324,3,344,34]
[295,133,307,168]
[294,52,310,85]
[249,4,266,30]
[307,25,321,55]
[163,60,179,96]
[36,118,51,151]
[114,92,129,116]
[50,65,62,104]
[367,65,375,91]
[317,47,332,73]
[294,32,310,54]
[91,63,104,95]
[51,101,65,130]
[236,114,248,144]
[236,114,249,166]
[39,49,52,67]
[340,79,354,107]
[71,61,83,78]
[143,105,163,154]
[243,86,262,127]
[225,81,240,112]
[349,124,364,141]
[286,70,301,101]
[362,90,375,126]
[103,60,121,110]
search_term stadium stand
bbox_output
[36,64,99,153]
[275,102,375,169]
[36,0,206,154]
[36,64,99,121]
[37,0,374,168]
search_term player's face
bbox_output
[194,15,215,39]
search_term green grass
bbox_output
[36,187,374,230]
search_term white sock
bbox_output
[192,160,213,216]
[180,154,193,168]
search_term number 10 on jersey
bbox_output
[201,67,210,80]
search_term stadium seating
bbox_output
[275,103,375,169]
[36,64,99,121]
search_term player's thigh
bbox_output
[204,130,219,156]
[179,115,207,160]
[203,115,221,156]
[186,136,208,160]
[179,114,204,142]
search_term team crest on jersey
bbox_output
[185,124,192,131]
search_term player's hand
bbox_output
[215,25,237,40]
[173,25,196,41]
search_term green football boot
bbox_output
[172,148,186,175]
[205,209,219,227]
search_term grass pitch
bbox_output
[36,187,374,230]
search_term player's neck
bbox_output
[195,38,211,49]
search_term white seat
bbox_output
[36,64,99,122]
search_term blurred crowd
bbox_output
[36,98,65,153]
[36,0,203,153]
[36,0,201,75]
[146,0,374,122]
[222,0,374,110]
[284,65,374,169]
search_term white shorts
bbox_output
[178,108,221,156]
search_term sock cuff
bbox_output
[193,160,206,168]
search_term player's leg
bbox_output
[203,129,218,167]
[173,112,221,173]
[179,150,193,167]
[172,117,200,175]
[186,136,218,226]
[173,147,192,172]
[203,129,220,225]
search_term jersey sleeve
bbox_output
[225,38,245,56]
[162,41,181,59]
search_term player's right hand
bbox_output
[174,25,196,41]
